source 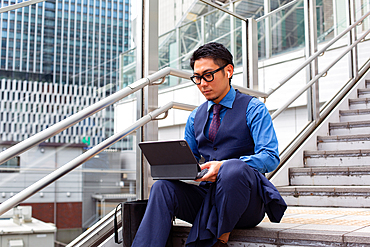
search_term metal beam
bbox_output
[199,0,246,20]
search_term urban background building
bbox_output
[0,0,130,145]
[1,0,370,245]
[0,0,131,244]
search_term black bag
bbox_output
[114,200,148,247]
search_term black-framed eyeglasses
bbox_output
[190,64,228,85]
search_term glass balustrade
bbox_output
[266,0,370,152]
[1,0,369,245]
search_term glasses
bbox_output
[190,64,228,85]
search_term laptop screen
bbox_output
[138,139,198,166]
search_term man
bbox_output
[132,42,286,247]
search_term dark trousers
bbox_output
[131,159,265,247]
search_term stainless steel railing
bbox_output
[267,11,370,178]
[266,10,370,98]
[0,67,190,166]
[0,101,196,215]
[1,0,368,220]
[271,27,370,119]
[0,64,264,215]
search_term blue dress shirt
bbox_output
[184,86,280,173]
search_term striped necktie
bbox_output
[208,104,222,142]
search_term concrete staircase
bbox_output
[170,79,370,247]
[277,80,370,208]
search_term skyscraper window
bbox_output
[1,0,131,145]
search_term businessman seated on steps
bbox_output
[132,42,286,247]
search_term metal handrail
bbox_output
[0,101,196,215]
[0,63,266,216]
[66,205,120,247]
[266,10,370,96]
[271,28,370,120]
[233,84,269,98]
[268,54,370,180]
[0,67,190,166]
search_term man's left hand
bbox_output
[195,161,223,182]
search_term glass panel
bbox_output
[357,17,370,70]
[235,0,264,18]
[233,18,243,68]
[317,41,351,109]
[316,0,335,43]
[119,47,137,90]
[179,20,202,71]
[257,0,305,59]
[272,94,309,152]
[204,10,231,46]
[0,141,136,236]
[0,1,135,244]
[158,29,180,87]
[158,4,247,89]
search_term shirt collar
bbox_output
[207,86,236,111]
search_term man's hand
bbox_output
[195,161,223,182]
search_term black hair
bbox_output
[190,42,234,83]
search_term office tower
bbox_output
[0,1,131,238]
[0,0,131,146]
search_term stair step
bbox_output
[304,149,370,167]
[358,88,370,98]
[289,167,370,186]
[173,206,370,246]
[340,109,370,122]
[277,186,370,207]
[317,134,370,151]
[349,98,370,110]
[329,120,370,135]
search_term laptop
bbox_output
[138,140,208,180]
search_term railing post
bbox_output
[135,0,144,201]
[304,0,319,122]
[264,0,271,59]
[348,0,358,79]
[244,18,258,89]
[229,2,236,57]
[144,0,159,198]
[135,0,159,200]
[201,15,206,45]
[176,26,181,84]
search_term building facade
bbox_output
[0,0,132,243]
[0,0,131,145]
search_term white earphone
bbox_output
[227,72,230,78]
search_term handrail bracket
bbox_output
[150,76,167,86]
[153,110,169,120]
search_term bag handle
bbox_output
[114,203,123,244]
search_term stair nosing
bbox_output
[277,185,370,193]
[358,88,370,93]
[305,149,370,154]
[329,120,370,129]
[290,166,370,173]
[317,134,370,142]
[340,108,370,116]
[349,98,370,103]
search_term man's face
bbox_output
[193,58,233,104]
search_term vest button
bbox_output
[213,147,217,151]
